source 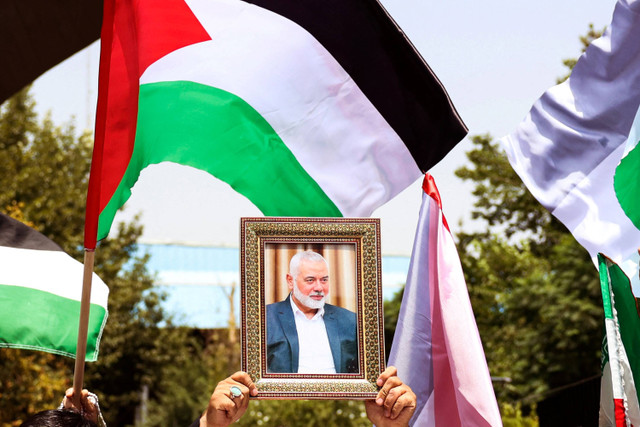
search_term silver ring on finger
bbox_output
[230,386,242,399]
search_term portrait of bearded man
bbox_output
[265,250,359,374]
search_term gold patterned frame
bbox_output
[240,217,385,399]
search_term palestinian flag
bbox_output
[598,254,640,426]
[85,0,467,248]
[0,214,108,361]
[501,0,640,286]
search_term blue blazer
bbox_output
[266,295,359,373]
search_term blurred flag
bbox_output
[85,0,467,247]
[0,0,102,103]
[501,0,640,287]
[388,174,501,426]
[0,213,108,361]
[598,254,640,426]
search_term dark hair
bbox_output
[19,409,98,427]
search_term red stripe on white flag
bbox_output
[389,174,501,426]
[614,398,627,427]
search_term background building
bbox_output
[140,243,410,328]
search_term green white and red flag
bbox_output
[84,0,467,248]
[598,254,640,426]
[0,214,108,361]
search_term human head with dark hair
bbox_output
[20,388,105,427]
[19,409,98,427]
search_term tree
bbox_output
[0,89,91,258]
[0,89,78,426]
[1,86,375,427]
[454,26,605,406]
[0,88,210,426]
[383,287,404,361]
[238,398,368,426]
[0,349,69,427]
[456,134,603,404]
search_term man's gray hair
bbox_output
[289,250,328,279]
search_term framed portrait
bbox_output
[240,217,385,399]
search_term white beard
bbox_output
[293,284,326,310]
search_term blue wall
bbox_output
[138,243,409,328]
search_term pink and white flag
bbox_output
[388,173,501,426]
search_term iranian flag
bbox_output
[85,0,467,248]
[0,214,108,361]
[598,254,640,426]
[501,0,640,287]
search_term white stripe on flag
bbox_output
[0,246,108,305]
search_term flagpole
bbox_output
[72,249,95,402]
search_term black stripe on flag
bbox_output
[0,0,102,104]
[242,0,468,172]
[0,213,62,251]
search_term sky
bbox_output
[30,0,618,256]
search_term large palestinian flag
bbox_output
[0,214,108,361]
[85,0,467,248]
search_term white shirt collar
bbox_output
[289,293,324,320]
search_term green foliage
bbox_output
[144,330,241,427]
[0,88,213,426]
[383,288,404,360]
[0,349,71,427]
[238,399,369,426]
[455,135,602,406]
[455,134,565,253]
[0,89,91,256]
[454,29,609,411]
[500,403,538,427]
[0,89,80,425]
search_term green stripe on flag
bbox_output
[98,80,341,239]
[614,141,640,230]
[599,254,614,320]
[608,260,640,397]
[0,284,107,361]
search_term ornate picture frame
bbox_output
[240,217,385,399]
